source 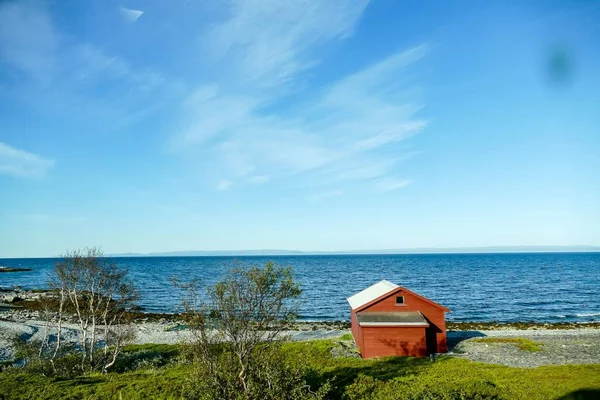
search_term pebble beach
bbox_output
[2,290,600,368]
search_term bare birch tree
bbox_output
[50,248,138,373]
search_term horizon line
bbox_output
[2,245,600,259]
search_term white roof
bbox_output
[347,280,399,310]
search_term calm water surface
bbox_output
[1,253,599,323]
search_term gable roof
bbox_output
[347,279,450,312]
[347,280,399,310]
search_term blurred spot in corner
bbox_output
[546,44,575,87]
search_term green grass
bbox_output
[1,340,599,399]
[122,343,181,357]
[472,337,545,352]
[339,333,354,341]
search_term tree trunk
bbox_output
[237,353,248,392]
[51,288,65,372]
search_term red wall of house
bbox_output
[351,310,364,352]
[351,310,359,342]
[361,326,428,358]
[361,290,447,353]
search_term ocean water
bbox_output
[1,253,599,323]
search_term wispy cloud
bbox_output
[175,38,428,193]
[0,142,54,178]
[0,1,58,83]
[2,0,427,197]
[0,1,175,127]
[71,43,167,92]
[205,0,368,88]
[216,179,232,191]
[375,178,412,192]
[119,7,143,23]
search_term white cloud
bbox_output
[205,0,368,88]
[119,7,143,23]
[375,178,411,192]
[216,179,232,191]
[0,142,54,178]
[71,44,166,91]
[175,87,258,147]
[0,2,174,128]
[0,2,59,83]
[323,45,428,105]
[175,43,428,190]
[74,44,130,81]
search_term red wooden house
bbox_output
[347,280,450,358]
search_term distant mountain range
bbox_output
[110,245,600,257]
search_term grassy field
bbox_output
[1,340,599,399]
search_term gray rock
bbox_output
[4,295,22,304]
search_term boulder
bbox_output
[6,295,23,304]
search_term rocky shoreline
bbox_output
[2,288,600,368]
[2,288,599,331]
[0,267,32,273]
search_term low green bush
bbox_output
[114,343,182,372]
[182,341,330,400]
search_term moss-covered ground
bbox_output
[1,340,599,399]
[471,337,544,352]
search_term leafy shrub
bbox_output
[176,262,331,399]
[113,349,167,372]
[11,336,82,379]
[183,343,330,400]
[339,333,354,341]
[112,344,181,372]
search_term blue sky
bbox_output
[1,0,599,258]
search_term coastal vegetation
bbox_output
[1,340,600,399]
[173,261,329,399]
[3,254,335,398]
[13,248,139,376]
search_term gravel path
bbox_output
[448,329,600,367]
[0,314,347,361]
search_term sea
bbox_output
[1,253,599,323]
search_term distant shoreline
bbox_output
[0,267,32,272]
[1,247,600,260]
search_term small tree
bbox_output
[31,247,139,374]
[177,261,328,400]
